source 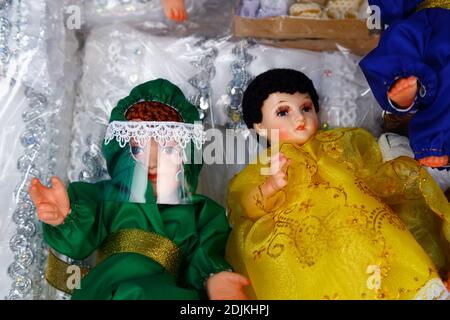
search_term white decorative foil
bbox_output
[0,0,78,299]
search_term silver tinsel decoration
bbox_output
[4,0,58,300]
[93,0,153,13]
[223,40,255,130]
[188,38,218,124]
[78,134,108,182]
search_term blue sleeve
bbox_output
[359,16,438,115]
[369,0,422,25]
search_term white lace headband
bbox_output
[104,121,206,149]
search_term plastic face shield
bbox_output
[104,121,205,204]
[129,137,188,204]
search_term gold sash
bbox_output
[45,229,183,294]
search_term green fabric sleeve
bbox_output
[182,197,232,291]
[42,182,108,260]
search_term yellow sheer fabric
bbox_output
[226,128,450,300]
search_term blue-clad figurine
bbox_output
[359,0,450,168]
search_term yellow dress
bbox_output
[226,128,450,300]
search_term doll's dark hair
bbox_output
[126,101,183,122]
[242,68,320,129]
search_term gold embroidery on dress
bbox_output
[227,128,446,299]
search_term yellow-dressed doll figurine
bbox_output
[226,68,450,300]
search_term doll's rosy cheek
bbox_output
[278,128,289,140]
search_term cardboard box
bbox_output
[234,15,379,56]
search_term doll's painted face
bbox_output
[130,138,182,199]
[254,91,319,145]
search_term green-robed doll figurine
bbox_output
[29,79,249,300]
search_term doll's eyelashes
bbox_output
[276,104,312,117]
[276,106,290,117]
[300,102,313,113]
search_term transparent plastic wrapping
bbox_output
[68,24,221,185]
[0,0,79,299]
[70,0,235,38]
[198,38,382,205]
[234,0,379,56]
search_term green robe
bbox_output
[42,79,232,300]
[43,180,231,300]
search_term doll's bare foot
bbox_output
[388,76,418,109]
[161,0,187,22]
[418,155,449,168]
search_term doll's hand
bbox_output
[419,155,449,168]
[161,0,188,22]
[206,271,250,300]
[262,152,290,197]
[388,76,418,109]
[29,177,70,226]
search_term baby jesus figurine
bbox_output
[226,69,450,299]
[360,0,450,168]
[29,79,249,299]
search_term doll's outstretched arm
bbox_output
[30,177,70,226]
[29,177,107,260]
[368,0,422,26]
[161,0,187,22]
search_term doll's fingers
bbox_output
[272,153,286,167]
[281,158,290,172]
[177,10,184,22]
[36,202,58,212]
[51,177,70,205]
[51,176,66,194]
[37,206,64,222]
[172,8,180,20]
[37,210,60,223]
[274,170,286,179]
[273,176,288,189]
[270,153,279,163]
[37,208,60,222]
[278,152,286,161]
[169,8,175,19]
[29,184,46,205]
[42,217,64,226]
[389,83,402,95]
[34,178,50,191]
[272,166,288,181]
[276,171,288,183]
[279,154,288,164]
[278,178,288,189]
[269,159,281,175]
[38,213,58,223]
[275,157,288,173]
[230,273,251,287]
